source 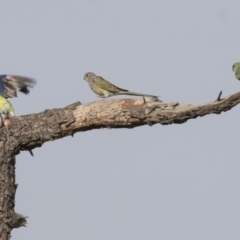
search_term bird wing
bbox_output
[95,76,128,93]
[0,75,36,98]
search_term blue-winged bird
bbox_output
[0,75,36,119]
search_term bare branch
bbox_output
[0,90,240,238]
[64,90,240,130]
[2,91,240,154]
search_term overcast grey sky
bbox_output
[1,0,240,239]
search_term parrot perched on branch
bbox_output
[84,72,158,98]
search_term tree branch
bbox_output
[0,90,240,238]
[63,90,239,129]
[3,90,240,154]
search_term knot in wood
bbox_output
[128,106,146,119]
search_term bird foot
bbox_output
[2,116,11,135]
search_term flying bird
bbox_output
[84,72,158,98]
[232,62,240,80]
[0,75,36,119]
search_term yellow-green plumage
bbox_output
[232,62,240,80]
[0,95,14,118]
[84,72,158,98]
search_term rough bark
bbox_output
[0,90,239,239]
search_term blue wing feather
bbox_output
[0,75,7,96]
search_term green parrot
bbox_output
[84,72,158,98]
[232,62,240,80]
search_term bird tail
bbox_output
[118,91,158,98]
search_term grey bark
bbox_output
[0,91,239,239]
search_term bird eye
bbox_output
[85,74,88,77]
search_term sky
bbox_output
[0,0,240,239]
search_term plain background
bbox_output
[0,1,239,239]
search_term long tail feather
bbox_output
[117,91,158,98]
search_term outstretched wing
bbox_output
[0,75,36,98]
[95,76,128,93]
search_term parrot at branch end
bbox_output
[232,62,240,80]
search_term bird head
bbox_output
[84,72,96,82]
[232,62,240,72]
